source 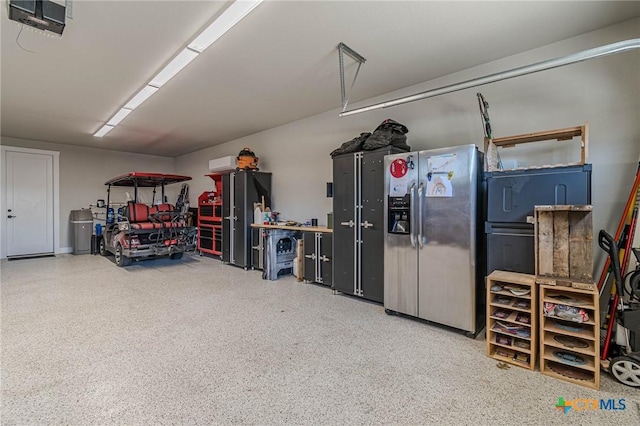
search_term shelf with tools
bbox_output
[198,173,224,256]
[486,270,537,370]
[539,284,599,389]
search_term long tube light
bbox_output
[339,38,640,117]
[93,0,263,137]
[149,48,199,88]
[123,85,159,110]
[188,0,263,53]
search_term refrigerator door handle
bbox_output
[417,183,424,249]
[409,183,416,247]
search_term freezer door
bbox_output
[332,154,357,295]
[418,145,478,332]
[384,152,419,316]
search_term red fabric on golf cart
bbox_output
[125,202,184,230]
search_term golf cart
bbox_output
[99,172,196,267]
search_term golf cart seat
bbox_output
[124,202,185,230]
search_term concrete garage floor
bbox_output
[1,254,639,425]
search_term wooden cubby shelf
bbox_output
[539,284,599,389]
[486,270,537,370]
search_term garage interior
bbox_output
[2,1,640,424]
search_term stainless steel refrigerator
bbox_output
[383,145,484,335]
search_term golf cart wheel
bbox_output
[610,356,640,387]
[99,238,108,256]
[115,243,131,267]
[170,252,184,260]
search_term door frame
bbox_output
[0,145,60,259]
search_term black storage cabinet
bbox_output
[485,164,592,274]
[222,170,271,269]
[303,232,332,286]
[332,147,405,303]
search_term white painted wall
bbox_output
[175,18,640,269]
[0,137,175,255]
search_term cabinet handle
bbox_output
[340,220,355,228]
[305,254,316,259]
[361,220,373,229]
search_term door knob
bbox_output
[7,215,16,218]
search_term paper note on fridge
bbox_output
[426,153,456,197]
[390,175,409,196]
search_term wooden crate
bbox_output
[486,271,537,370]
[539,284,600,389]
[534,205,593,287]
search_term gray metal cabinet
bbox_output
[251,227,264,270]
[222,171,271,269]
[303,232,332,286]
[332,147,404,303]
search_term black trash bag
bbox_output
[330,132,371,158]
[362,119,410,151]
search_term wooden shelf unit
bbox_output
[539,284,600,389]
[486,270,537,370]
[198,173,224,256]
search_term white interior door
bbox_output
[5,150,55,257]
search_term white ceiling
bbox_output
[2,1,639,157]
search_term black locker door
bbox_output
[332,154,356,295]
[303,232,315,282]
[233,172,247,267]
[221,173,231,263]
[359,151,386,303]
[320,233,332,286]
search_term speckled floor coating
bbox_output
[1,254,639,425]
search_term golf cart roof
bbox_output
[105,172,192,187]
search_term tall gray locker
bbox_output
[332,147,405,303]
[222,170,271,269]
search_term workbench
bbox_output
[251,224,333,282]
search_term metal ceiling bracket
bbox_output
[338,42,366,112]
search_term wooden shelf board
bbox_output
[541,362,598,389]
[490,311,531,327]
[489,349,533,370]
[487,271,535,286]
[488,336,532,354]
[542,313,595,326]
[542,347,595,372]
[542,319,595,341]
[490,326,531,341]
[490,301,531,313]
[539,284,597,296]
[542,296,595,310]
[490,289,531,300]
[542,332,596,356]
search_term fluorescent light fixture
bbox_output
[107,108,133,126]
[95,0,263,138]
[124,85,159,110]
[189,0,263,53]
[149,48,199,88]
[94,125,114,138]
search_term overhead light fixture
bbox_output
[189,0,263,53]
[124,85,159,110]
[107,108,133,126]
[93,0,263,138]
[149,48,199,88]
[94,125,114,138]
